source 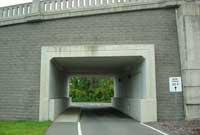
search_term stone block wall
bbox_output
[0,8,184,120]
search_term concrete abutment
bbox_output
[1,0,198,121]
[39,45,157,122]
[176,3,200,120]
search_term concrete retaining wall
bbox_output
[0,8,184,120]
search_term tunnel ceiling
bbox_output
[52,56,144,74]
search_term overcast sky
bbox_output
[0,0,32,7]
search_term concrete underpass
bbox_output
[39,45,159,135]
[0,1,200,134]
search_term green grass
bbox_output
[0,120,51,135]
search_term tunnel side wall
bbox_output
[49,62,67,98]
[113,98,157,122]
[47,62,70,120]
[113,63,144,121]
[114,63,145,99]
[0,8,184,120]
[113,61,157,122]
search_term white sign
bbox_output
[169,77,182,92]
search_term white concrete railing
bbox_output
[40,0,149,12]
[0,0,153,19]
[0,3,32,19]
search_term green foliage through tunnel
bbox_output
[69,76,114,103]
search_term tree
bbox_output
[69,76,114,102]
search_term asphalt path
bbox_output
[80,107,163,135]
[46,106,163,135]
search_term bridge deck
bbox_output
[0,0,190,27]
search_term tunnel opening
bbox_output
[39,45,157,122]
[69,75,114,103]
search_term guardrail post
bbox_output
[32,0,40,14]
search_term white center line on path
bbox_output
[140,123,169,135]
[78,121,82,135]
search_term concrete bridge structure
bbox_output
[0,0,199,123]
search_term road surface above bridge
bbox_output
[46,106,163,135]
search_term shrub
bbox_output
[69,76,114,102]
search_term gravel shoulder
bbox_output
[147,120,200,135]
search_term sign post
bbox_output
[169,77,182,124]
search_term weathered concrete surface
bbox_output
[0,8,183,120]
[113,98,157,122]
[40,45,157,122]
[42,58,70,121]
[49,97,70,121]
[176,3,200,119]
